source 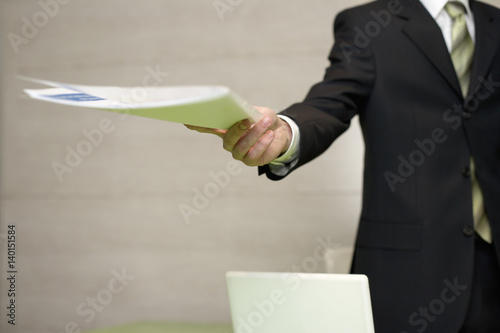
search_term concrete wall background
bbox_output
[1,0,498,332]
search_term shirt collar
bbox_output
[420,0,472,19]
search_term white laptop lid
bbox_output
[226,271,375,333]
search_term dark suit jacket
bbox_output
[260,0,500,332]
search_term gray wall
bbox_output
[1,0,499,332]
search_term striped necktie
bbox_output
[445,1,492,243]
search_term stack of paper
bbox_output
[21,77,262,129]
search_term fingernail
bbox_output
[239,120,248,130]
[263,116,272,127]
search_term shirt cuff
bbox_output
[268,115,300,176]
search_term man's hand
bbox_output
[185,106,292,167]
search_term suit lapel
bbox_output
[399,0,463,98]
[468,0,500,99]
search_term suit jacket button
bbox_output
[463,225,475,237]
[463,111,471,119]
[462,166,471,178]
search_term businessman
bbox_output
[187,0,500,331]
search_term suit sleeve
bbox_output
[259,9,376,180]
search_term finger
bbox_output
[230,116,273,160]
[184,125,227,138]
[242,130,276,166]
[252,106,280,130]
[222,118,254,152]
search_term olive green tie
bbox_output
[446,1,474,96]
[445,1,492,243]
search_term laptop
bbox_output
[226,271,375,333]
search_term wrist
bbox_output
[280,118,293,154]
[274,115,300,163]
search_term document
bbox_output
[21,77,262,129]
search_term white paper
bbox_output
[21,77,262,129]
